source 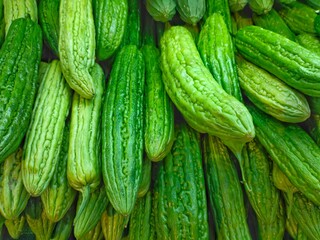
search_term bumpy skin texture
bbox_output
[129,191,152,240]
[74,185,109,239]
[121,0,141,47]
[142,44,174,162]
[0,148,30,220]
[146,0,176,22]
[247,105,320,207]
[235,26,320,97]
[176,0,205,25]
[101,204,130,240]
[68,64,105,194]
[5,213,26,239]
[137,157,151,198]
[242,139,285,240]
[93,0,128,61]
[229,0,248,12]
[39,0,60,56]
[102,45,145,216]
[59,0,96,99]
[160,26,254,157]
[252,9,296,41]
[248,0,274,15]
[81,221,104,240]
[25,197,56,240]
[41,123,76,223]
[3,0,38,34]
[22,60,72,197]
[0,18,42,163]
[236,56,310,123]
[296,33,320,56]
[278,1,318,35]
[153,123,209,240]
[50,204,76,240]
[198,13,242,101]
[204,0,232,33]
[203,135,251,240]
[286,192,320,240]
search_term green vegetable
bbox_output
[137,157,151,198]
[59,0,96,99]
[153,122,209,239]
[229,0,248,12]
[121,0,141,47]
[0,147,29,220]
[234,11,253,30]
[235,25,320,97]
[176,0,206,25]
[296,33,320,55]
[305,0,320,9]
[5,213,26,239]
[146,0,176,22]
[102,45,145,215]
[236,56,310,123]
[38,0,60,56]
[252,9,296,41]
[0,17,42,163]
[204,0,232,33]
[248,0,274,15]
[247,104,320,207]
[160,25,255,157]
[79,221,104,240]
[22,60,72,196]
[41,122,76,222]
[198,13,242,101]
[203,135,251,240]
[93,0,128,61]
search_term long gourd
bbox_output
[102,45,145,215]
[0,147,29,220]
[153,122,209,239]
[160,25,254,158]
[204,0,232,33]
[3,0,38,34]
[0,17,42,163]
[235,25,320,97]
[146,0,176,22]
[41,122,76,222]
[68,63,105,219]
[247,104,320,207]
[93,0,128,61]
[22,60,72,197]
[248,0,274,15]
[59,0,96,99]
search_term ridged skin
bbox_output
[236,56,310,123]
[41,123,77,223]
[176,0,205,25]
[203,135,251,240]
[101,204,130,240]
[74,185,108,239]
[129,191,152,240]
[278,2,317,35]
[0,148,30,220]
[142,43,174,162]
[286,192,320,240]
[137,156,151,198]
[305,0,320,8]
[50,204,76,240]
[160,26,254,157]
[248,0,274,15]
[272,163,298,195]
[102,45,145,215]
[296,33,320,55]
[0,0,5,48]
[153,123,209,240]
[38,0,59,56]
[3,0,37,34]
[25,197,56,240]
[121,0,141,47]
[146,0,176,22]
[204,0,232,33]
[80,221,104,240]
[242,139,285,240]
[22,60,72,197]
[0,18,42,163]
[198,13,242,101]
[93,0,128,61]
[235,26,320,97]
[285,213,309,240]
[248,105,320,207]
[5,212,26,239]
[229,0,248,12]
[67,63,105,194]
[59,0,96,99]
[252,9,296,41]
